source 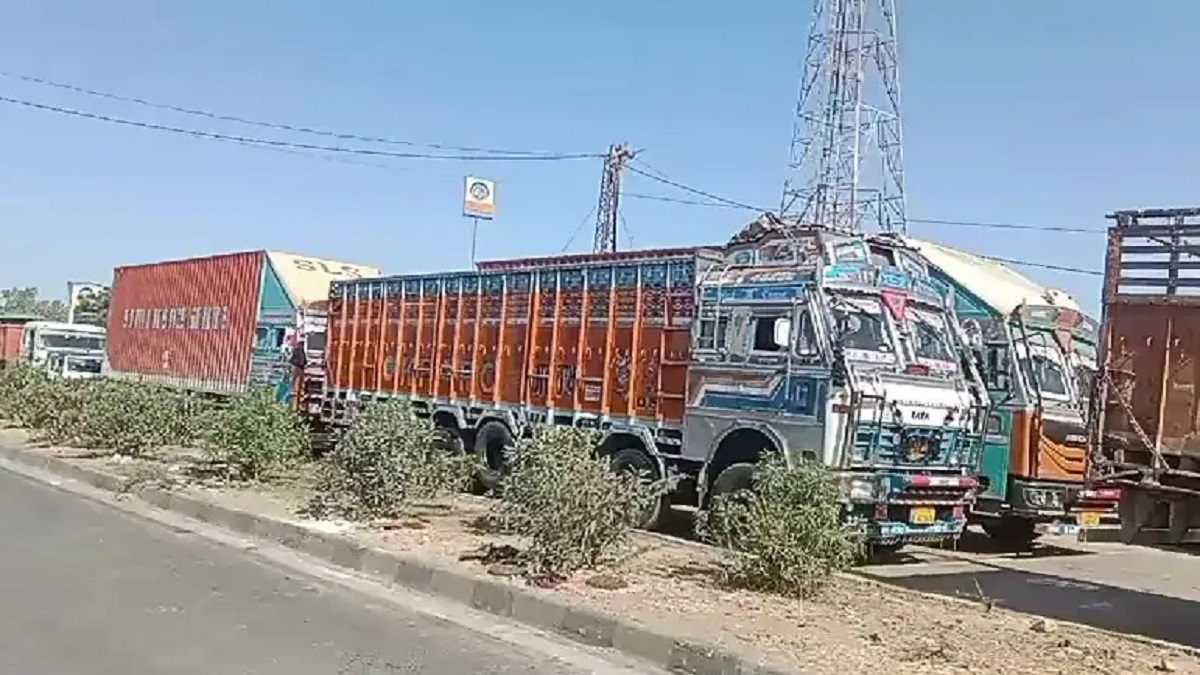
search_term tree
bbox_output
[0,287,68,321]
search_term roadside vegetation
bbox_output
[0,362,856,596]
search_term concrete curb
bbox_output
[0,439,797,675]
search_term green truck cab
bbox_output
[908,239,1119,544]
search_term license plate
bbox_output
[910,507,936,525]
[1078,512,1102,527]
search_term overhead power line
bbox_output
[0,95,601,162]
[906,217,1098,234]
[626,161,762,211]
[0,69,572,157]
[621,167,1103,276]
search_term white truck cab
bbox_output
[20,321,106,379]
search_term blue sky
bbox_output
[1,0,1197,313]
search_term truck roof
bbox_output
[905,237,1083,316]
[22,321,106,334]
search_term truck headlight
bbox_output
[846,477,875,501]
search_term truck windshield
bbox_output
[829,296,896,363]
[1017,333,1071,400]
[39,332,104,352]
[905,306,958,370]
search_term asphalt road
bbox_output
[0,468,653,675]
[859,532,1200,649]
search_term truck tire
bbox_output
[432,426,464,454]
[708,463,758,505]
[610,446,667,531]
[473,420,511,492]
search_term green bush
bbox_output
[205,388,309,480]
[0,364,217,455]
[0,363,48,425]
[73,380,211,456]
[306,399,474,521]
[494,425,661,578]
[698,454,863,598]
[0,363,74,431]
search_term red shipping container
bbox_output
[106,252,264,394]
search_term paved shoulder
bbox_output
[0,469,647,675]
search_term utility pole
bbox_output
[780,0,908,235]
[593,142,635,253]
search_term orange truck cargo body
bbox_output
[1093,207,1200,544]
[0,323,25,365]
[106,251,265,394]
[325,248,699,423]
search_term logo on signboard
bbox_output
[462,176,496,219]
[291,258,371,279]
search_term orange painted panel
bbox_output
[326,254,697,422]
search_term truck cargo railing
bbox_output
[1090,207,1200,544]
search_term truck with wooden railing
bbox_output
[319,220,990,550]
[1090,207,1200,545]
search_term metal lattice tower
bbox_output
[593,142,634,253]
[780,0,907,235]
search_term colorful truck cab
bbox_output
[909,238,1119,543]
[322,218,987,549]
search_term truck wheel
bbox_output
[472,421,511,493]
[981,516,1039,548]
[708,463,758,505]
[609,446,667,531]
[432,426,464,454]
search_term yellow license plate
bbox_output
[910,507,936,525]
[1079,512,1102,527]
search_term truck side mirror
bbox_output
[772,318,792,348]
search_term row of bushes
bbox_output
[0,363,861,597]
[0,364,308,480]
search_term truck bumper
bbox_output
[972,479,1121,538]
[847,472,977,545]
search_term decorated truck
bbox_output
[105,250,380,410]
[908,238,1119,544]
[318,218,989,549]
[1090,207,1200,545]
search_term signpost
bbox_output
[462,176,496,265]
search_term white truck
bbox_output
[19,321,106,379]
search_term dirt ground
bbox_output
[18,439,1200,675]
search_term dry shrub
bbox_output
[494,425,661,578]
[205,388,310,480]
[698,454,864,598]
[306,399,473,520]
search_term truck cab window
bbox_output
[305,331,327,352]
[752,316,788,352]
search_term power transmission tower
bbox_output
[780,0,907,235]
[593,142,635,253]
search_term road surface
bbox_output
[0,467,654,675]
[860,532,1200,649]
